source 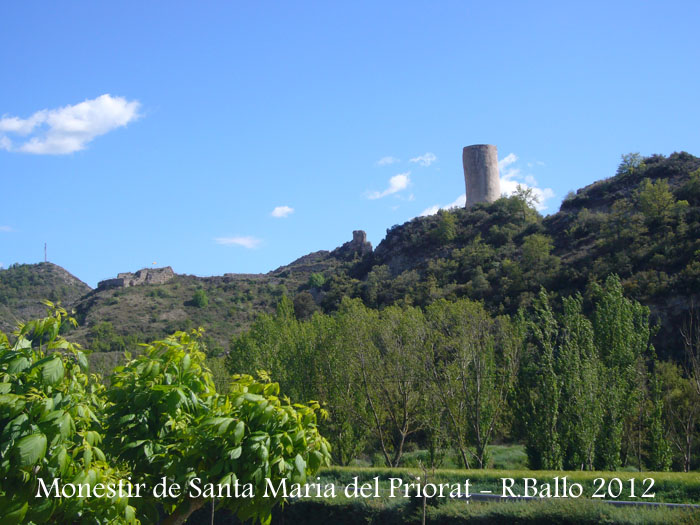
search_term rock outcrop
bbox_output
[331,230,373,260]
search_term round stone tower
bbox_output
[463,144,500,207]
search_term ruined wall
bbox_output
[98,266,174,290]
[331,230,373,260]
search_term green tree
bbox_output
[557,294,602,470]
[658,361,699,472]
[468,266,490,298]
[520,233,560,288]
[308,273,326,289]
[293,291,317,320]
[191,289,209,308]
[647,370,672,471]
[0,308,331,525]
[592,275,652,470]
[425,299,521,469]
[636,178,685,227]
[520,289,563,470]
[432,210,457,244]
[600,199,646,248]
[354,304,428,467]
[0,305,138,524]
[513,184,540,210]
[316,299,373,464]
[616,152,646,176]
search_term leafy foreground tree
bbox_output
[0,305,135,524]
[0,306,331,525]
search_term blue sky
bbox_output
[1,1,699,287]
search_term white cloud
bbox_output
[498,153,554,212]
[409,152,437,167]
[0,226,12,232]
[0,94,140,154]
[377,156,400,166]
[270,205,294,218]
[367,172,410,199]
[419,194,466,217]
[214,236,261,249]
[498,153,518,172]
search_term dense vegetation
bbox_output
[0,306,330,524]
[314,152,700,361]
[226,274,700,474]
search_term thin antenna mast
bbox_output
[44,243,47,263]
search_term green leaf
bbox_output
[233,421,245,444]
[243,393,264,402]
[56,446,69,475]
[294,454,305,475]
[202,417,235,436]
[41,357,64,386]
[118,414,136,425]
[59,412,74,439]
[14,433,47,467]
[0,394,26,418]
[308,450,322,470]
[2,500,28,525]
[7,357,30,375]
[122,439,147,450]
[2,413,29,443]
[83,446,93,468]
[76,351,89,372]
[164,388,187,413]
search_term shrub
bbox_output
[192,289,209,308]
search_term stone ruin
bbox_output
[463,144,501,207]
[97,266,175,290]
[331,230,373,260]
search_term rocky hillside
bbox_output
[338,151,700,359]
[1,151,698,361]
[0,232,372,357]
[0,262,91,334]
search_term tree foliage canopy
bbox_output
[0,306,331,525]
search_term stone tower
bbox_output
[463,144,500,207]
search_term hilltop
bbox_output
[0,262,91,334]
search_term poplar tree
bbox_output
[592,275,652,470]
[520,289,562,470]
